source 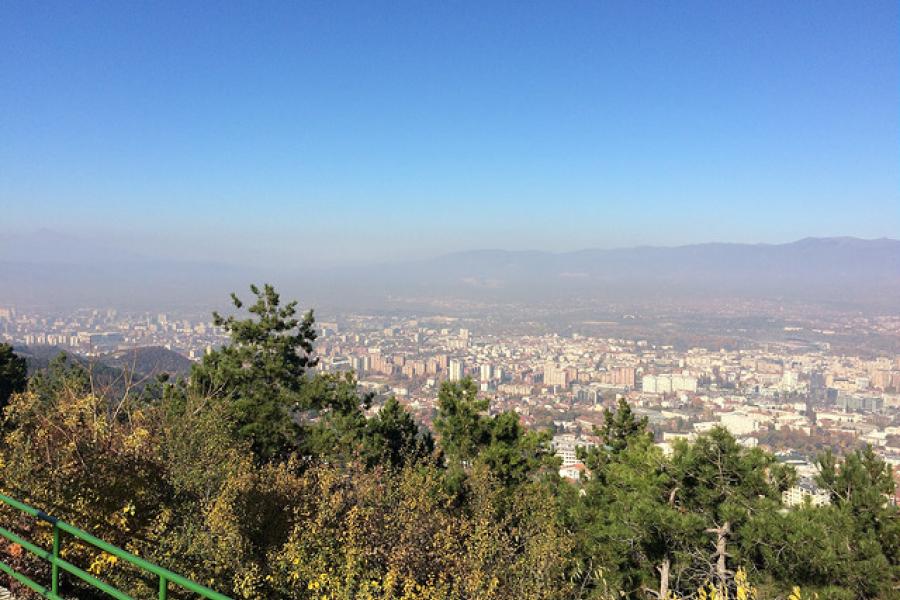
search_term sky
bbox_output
[1,1,898,267]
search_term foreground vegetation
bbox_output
[0,285,897,599]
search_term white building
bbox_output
[782,483,831,507]
[672,374,698,393]
[552,434,580,466]
[559,463,586,482]
[552,433,596,467]
[719,412,760,436]
[449,359,464,381]
[643,373,696,394]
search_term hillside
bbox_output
[101,346,193,379]
[12,344,193,390]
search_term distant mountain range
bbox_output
[0,229,254,308]
[325,237,900,309]
[392,236,900,285]
[1,235,898,310]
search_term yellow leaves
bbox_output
[689,570,761,600]
[788,586,818,600]
[87,551,119,575]
[698,582,724,600]
[307,573,327,591]
[734,567,756,600]
[263,463,573,600]
[230,563,264,599]
[123,426,151,453]
[108,501,137,531]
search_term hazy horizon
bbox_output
[1,227,898,269]
[3,2,899,267]
[1,232,897,312]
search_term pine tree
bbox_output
[434,377,490,465]
[669,428,794,596]
[362,396,434,468]
[435,377,553,487]
[601,397,653,454]
[0,343,27,415]
[191,284,318,462]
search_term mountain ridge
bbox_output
[427,236,900,260]
[1,236,898,310]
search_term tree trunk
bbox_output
[658,486,678,599]
[658,557,670,600]
[705,521,731,596]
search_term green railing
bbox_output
[0,492,231,600]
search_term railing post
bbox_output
[51,523,60,596]
[159,575,168,600]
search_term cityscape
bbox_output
[4,293,900,510]
[2,1,898,598]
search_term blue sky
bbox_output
[1,1,897,266]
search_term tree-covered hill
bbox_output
[12,344,192,394]
[100,346,193,379]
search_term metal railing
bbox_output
[0,493,231,600]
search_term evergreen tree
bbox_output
[362,396,434,468]
[0,343,26,415]
[295,371,371,466]
[668,427,794,595]
[191,284,318,462]
[816,447,900,596]
[28,352,90,404]
[600,397,653,454]
[435,377,553,487]
[580,397,655,475]
[434,377,490,465]
[739,447,899,599]
[479,410,555,488]
[575,399,700,599]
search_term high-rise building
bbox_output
[671,374,697,393]
[480,364,492,382]
[544,361,569,388]
[449,359,464,381]
[643,373,694,394]
[349,355,370,373]
[610,366,636,387]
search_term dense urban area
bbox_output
[4,299,900,511]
